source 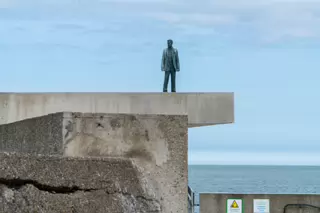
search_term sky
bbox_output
[1,0,320,165]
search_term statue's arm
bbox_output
[161,50,166,71]
[175,49,180,71]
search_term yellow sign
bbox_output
[231,200,239,208]
[227,199,242,213]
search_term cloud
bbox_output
[147,0,320,41]
[98,0,320,42]
[0,0,17,8]
[148,12,236,26]
[2,0,320,41]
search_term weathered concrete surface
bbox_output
[0,152,160,213]
[0,112,64,155]
[0,112,188,213]
[200,193,320,213]
[0,92,234,127]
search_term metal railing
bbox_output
[188,185,198,213]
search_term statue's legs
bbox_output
[163,71,170,92]
[171,71,176,92]
[163,70,176,92]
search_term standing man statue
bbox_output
[161,39,180,92]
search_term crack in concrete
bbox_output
[0,178,162,212]
[0,178,97,194]
[0,178,160,205]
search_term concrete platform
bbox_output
[0,112,188,213]
[0,152,161,213]
[0,92,234,127]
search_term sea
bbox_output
[188,165,320,213]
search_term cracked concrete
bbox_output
[0,152,161,213]
[0,184,161,213]
[0,178,99,194]
[0,112,188,212]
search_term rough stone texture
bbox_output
[200,193,320,213]
[0,92,235,127]
[0,112,188,213]
[0,113,64,155]
[0,152,160,213]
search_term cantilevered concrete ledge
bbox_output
[0,92,234,127]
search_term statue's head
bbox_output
[167,39,173,48]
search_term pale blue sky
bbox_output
[1,0,320,165]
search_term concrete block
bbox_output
[200,193,320,213]
[0,152,160,213]
[0,112,188,213]
[0,92,234,127]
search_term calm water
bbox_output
[188,165,320,212]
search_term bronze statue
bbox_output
[161,39,180,92]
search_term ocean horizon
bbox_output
[188,164,320,194]
[188,164,320,212]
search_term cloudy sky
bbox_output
[1,0,320,165]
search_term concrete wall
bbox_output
[0,112,64,155]
[0,152,160,213]
[0,92,234,127]
[200,193,320,213]
[0,112,188,213]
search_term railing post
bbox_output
[188,185,195,213]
